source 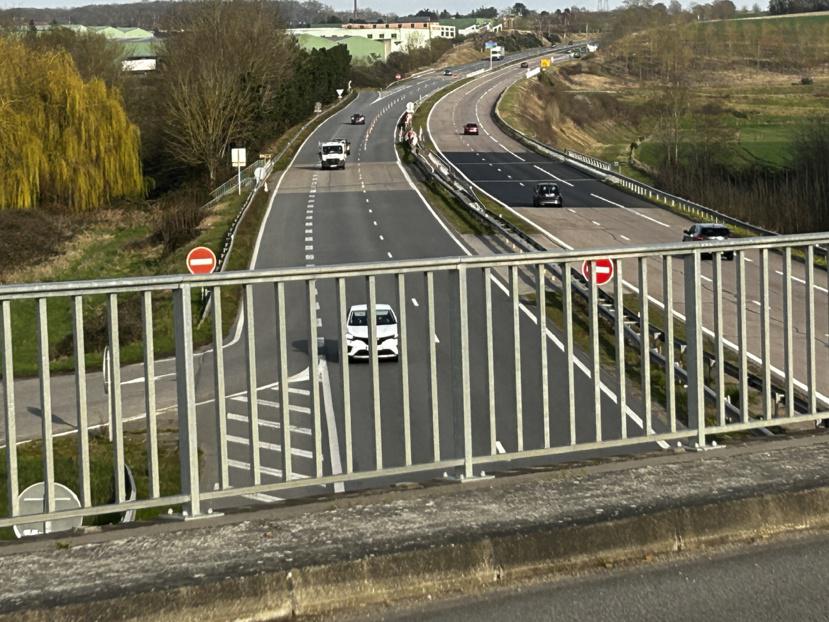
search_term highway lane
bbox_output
[430,65,829,412]
[194,58,661,503]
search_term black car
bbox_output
[532,183,563,207]
[682,223,734,260]
[443,68,453,76]
[520,61,529,68]
[350,113,365,125]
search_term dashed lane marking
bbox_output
[590,193,671,228]
[227,413,312,436]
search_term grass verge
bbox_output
[0,430,186,540]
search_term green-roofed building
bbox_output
[296,33,389,64]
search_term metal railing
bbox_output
[0,233,827,531]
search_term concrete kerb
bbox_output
[5,434,829,620]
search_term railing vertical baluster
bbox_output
[614,261,626,439]
[713,254,726,427]
[736,251,749,423]
[427,272,440,461]
[35,299,55,514]
[245,285,261,484]
[72,296,91,507]
[141,292,160,499]
[805,246,817,415]
[276,282,292,481]
[536,264,550,448]
[484,268,496,456]
[367,276,382,469]
[684,253,705,447]
[663,257,676,433]
[638,259,651,435]
[396,274,412,466]
[336,278,353,473]
[783,248,794,419]
[210,288,227,491]
[563,264,576,445]
[106,294,125,504]
[450,267,473,479]
[1,301,17,516]
[760,248,772,419]
[173,286,200,516]
[510,266,523,451]
[307,280,322,478]
[589,261,601,442]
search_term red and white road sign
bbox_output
[395,73,402,80]
[581,258,614,286]
[186,246,217,275]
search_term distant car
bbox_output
[463,123,479,135]
[682,223,734,260]
[334,138,351,155]
[532,183,563,207]
[443,68,453,76]
[350,113,365,125]
[520,61,529,68]
[346,304,399,362]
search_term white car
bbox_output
[346,304,399,362]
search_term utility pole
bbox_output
[353,0,357,18]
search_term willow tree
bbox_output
[0,37,143,211]
[160,0,295,183]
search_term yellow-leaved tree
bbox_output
[0,36,143,211]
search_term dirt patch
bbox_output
[0,209,86,283]
[437,42,484,67]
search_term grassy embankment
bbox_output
[0,93,356,377]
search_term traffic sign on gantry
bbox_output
[581,258,614,286]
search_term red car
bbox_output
[463,123,479,135]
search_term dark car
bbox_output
[520,61,529,68]
[350,113,365,125]
[443,68,453,76]
[682,223,734,260]
[463,123,479,135]
[532,183,563,207]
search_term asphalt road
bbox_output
[428,65,829,412]
[191,50,663,504]
[362,530,829,622]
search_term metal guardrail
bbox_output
[0,233,827,531]
[209,160,265,201]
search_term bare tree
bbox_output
[160,0,294,183]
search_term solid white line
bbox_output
[533,165,574,187]
[320,359,345,493]
[590,193,671,228]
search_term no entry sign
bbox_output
[186,246,217,275]
[581,258,614,286]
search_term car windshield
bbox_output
[349,309,396,326]
[322,145,343,155]
[702,226,730,237]
[537,184,559,195]
[467,123,477,128]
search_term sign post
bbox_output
[231,148,246,195]
[186,246,218,275]
[336,88,344,99]
[581,258,615,286]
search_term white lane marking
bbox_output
[411,297,419,307]
[752,300,762,306]
[305,229,312,235]
[533,165,574,187]
[379,234,384,240]
[567,208,576,214]
[519,182,525,187]
[434,334,440,344]
[120,371,176,386]
[305,236,312,242]
[320,359,345,493]
[305,254,314,260]
[700,274,713,283]
[507,175,512,179]
[227,434,314,459]
[387,251,393,258]
[590,193,671,228]
[774,269,829,293]
[495,441,506,454]
[317,318,322,328]
[229,459,288,480]
[591,220,601,226]
[366,198,370,203]
[496,168,502,172]
[745,257,754,263]
[368,208,373,213]
[242,492,284,503]
[304,245,313,251]
[620,234,631,241]
[227,412,312,436]
[373,220,378,226]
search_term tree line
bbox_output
[769,0,829,15]
[0,0,352,211]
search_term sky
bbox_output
[0,1,610,13]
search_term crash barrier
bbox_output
[1,232,828,532]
